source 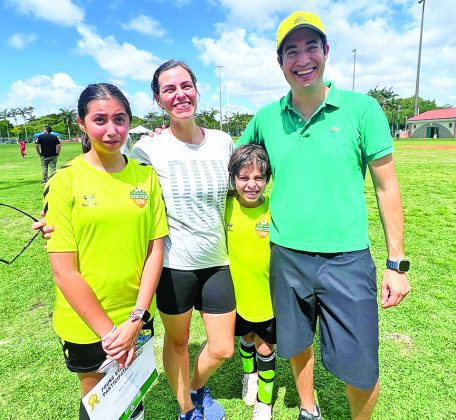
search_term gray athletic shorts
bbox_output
[270,245,379,389]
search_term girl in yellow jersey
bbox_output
[44,83,168,419]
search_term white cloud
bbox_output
[6,73,82,116]
[6,0,84,27]
[195,0,456,108]
[121,14,167,38]
[76,24,163,82]
[126,90,159,118]
[7,33,37,49]
[193,29,287,110]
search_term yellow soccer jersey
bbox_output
[45,155,168,344]
[225,195,273,322]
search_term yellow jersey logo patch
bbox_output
[255,220,270,238]
[130,188,148,208]
[82,194,98,207]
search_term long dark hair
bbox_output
[78,83,132,153]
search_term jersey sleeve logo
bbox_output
[255,220,270,238]
[130,188,149,208]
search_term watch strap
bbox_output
[386,258,410,273]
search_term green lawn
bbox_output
[0,140,455,419]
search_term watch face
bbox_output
[398,260,410,272]
[142,310,151,323]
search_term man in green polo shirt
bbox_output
[237,11,410,420]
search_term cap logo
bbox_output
[294,16,306,24]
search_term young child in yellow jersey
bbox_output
[226,144,275,420]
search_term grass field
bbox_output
[0,140,455,419]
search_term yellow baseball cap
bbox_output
[276,11,326,51]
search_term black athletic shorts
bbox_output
[270,245,379,389]
[156,265,236,315]
[60,319,154,373]
[235,313,277,345]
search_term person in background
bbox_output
[44,83,167,420]
[226,144,276,420]
[35,125,61,183]
[237,11,410,420]
[19,139,27,158]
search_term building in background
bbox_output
[406,109,456,138]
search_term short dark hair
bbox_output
[277,34,328,65]
[151,60,198,98]
[44,125,52,133]
[228,144,271,183]
[77,83,132,153]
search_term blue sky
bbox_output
[1,0,455,120]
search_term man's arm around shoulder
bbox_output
[368,154,411,309]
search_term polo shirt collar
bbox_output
[280,81,341,113]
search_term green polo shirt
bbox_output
[237,82,392,252]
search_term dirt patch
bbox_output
[30,301,45,311]
[384,332,414,355]
[398,145,456,150]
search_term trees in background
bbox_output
[58,108,77,140]
[17,106,35,141]
[367,86,441,133]
[0,109,14,139]
[1,88,448,142]
[195,109,219,130]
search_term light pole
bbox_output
[352,49,357,91]
[215,65,223,130]
[414,0,426,116]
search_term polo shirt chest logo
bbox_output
[330,127,340,132]
[130,188,149,208]
[82,194,98,207]
[255,220,270,238]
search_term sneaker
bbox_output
[298,404,322,420]
[191,387,225,420]
[242,372,258,406]
[253,401,272,420]
[179,406,204,420]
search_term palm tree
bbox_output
[142,111,159,129]
[0,109,12,139]
[10,108,21,139]
[368,86,399,132]
[58,107,77,140]
[17,106,34,141]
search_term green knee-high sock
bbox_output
[257,351,276,405]
[240,338,257,374]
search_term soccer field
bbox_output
[0,140,455,419]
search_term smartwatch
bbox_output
[129,308,151,325]
[386,258,410,273]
